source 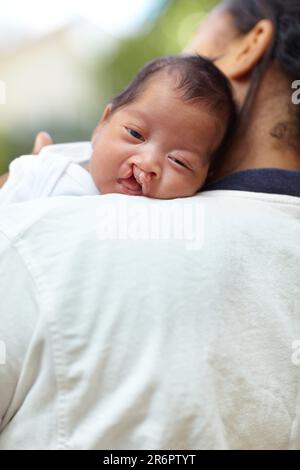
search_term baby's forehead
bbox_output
[113,68,225,135]
[134,69,224,120]
[128,74,196,112]
[125,82,220,131]
[139,68,187,98]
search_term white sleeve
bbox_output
[0,231,38,431]
[0,155,40,205]
[0,152,72,205]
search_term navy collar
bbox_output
[202,168,300,198]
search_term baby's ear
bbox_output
[91,104,113,143]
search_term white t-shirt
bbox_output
[0,191,300,449]
[0,142,99,205]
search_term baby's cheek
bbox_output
[89,154,106,190]
[187,167,209,195]
[200,164,210,180]
[159,171,196,198]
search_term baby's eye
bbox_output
[168,156,190,170]
[126,128,145,141]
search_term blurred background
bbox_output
[0,0,217,174]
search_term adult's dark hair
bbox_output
[224,0,300,147]
[110,55,237,164]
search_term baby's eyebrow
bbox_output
[183,146,206,161]
[184,149,211,169]
[127,109,149,122]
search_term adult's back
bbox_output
[0,190,299,449]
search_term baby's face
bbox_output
[89,77,223,199]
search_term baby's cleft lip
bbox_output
[132,165,150,196]
[117,167,143,196]
[117,182,143,196]
[117,164,151,196]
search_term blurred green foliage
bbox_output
[99,0,218,102]
[0,133,11,174]
[0,0,218,175]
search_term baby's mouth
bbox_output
[117,167,143,195]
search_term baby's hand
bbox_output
[0,132,53,188]
[32,132,53,154]
[0,132,54,189]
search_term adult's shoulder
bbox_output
[1,189,299,238]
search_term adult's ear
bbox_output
[219,19,274,79]
[91,104,113,143]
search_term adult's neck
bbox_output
[213,65,300,180]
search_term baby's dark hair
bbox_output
[110,55,237,166]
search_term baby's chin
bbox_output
[105,183,199,199]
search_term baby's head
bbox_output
[89,55,236,199]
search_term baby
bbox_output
[0,55,236,203]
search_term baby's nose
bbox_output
[136,157,160,178]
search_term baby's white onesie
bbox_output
[0,142,100,205]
